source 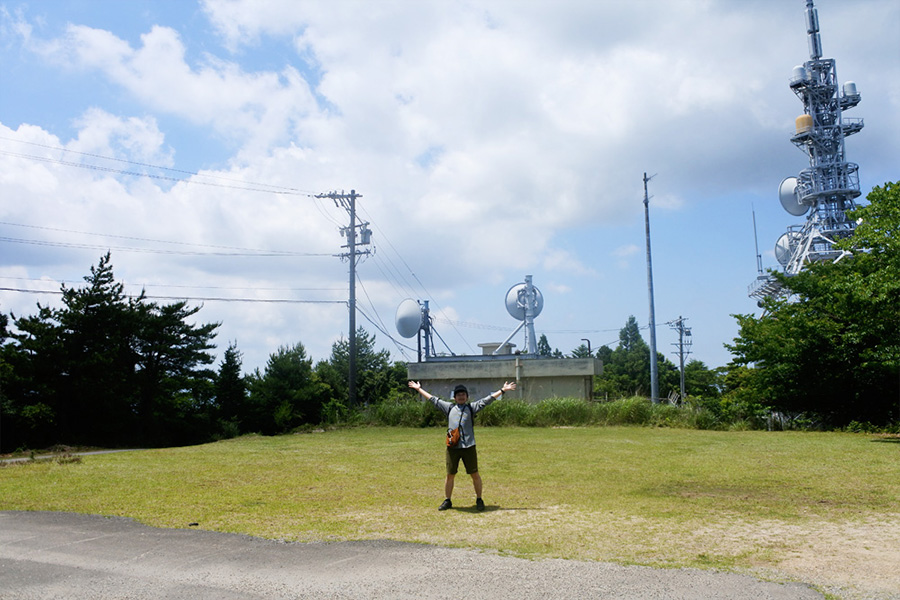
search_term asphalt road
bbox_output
[0,511,824,599]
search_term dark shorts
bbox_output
[446,445,478,475]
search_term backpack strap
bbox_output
[453,403,471,429]
[455,403,473,444]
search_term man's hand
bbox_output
[408,380,421,391]
[501,381,517,393]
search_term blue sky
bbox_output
[1,0,898,376]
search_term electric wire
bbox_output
[355,275,392,343]
[0,276,343,294]
[355,304,416,358]
[5,138,476,356]
[356,201,475,354]
[0,221,323,256]
[0,149,317,195]
[0,286,346,305]
[2,141,644,357]
[0,137,320,196]
[0,236,331,257]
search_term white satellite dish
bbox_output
[779,176,808,216]
[395,298,423,338]
[774,231,802,267]
[505,282,543,321]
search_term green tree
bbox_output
[46,252,140,445]
[315,327,402,406]
[247,342,324,434]
[1,304,64,449]
[570,343,592,358]
[1,253,219,448]
[215,342,248,433]
[132,299,219,445]
[683,359,722,399]
[1,308,12,451]
[728,182,900,426]
[537,334,552,357]
[595,316,679,400]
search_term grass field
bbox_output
[3,427,899,598]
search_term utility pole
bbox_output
[667,316,692,401]
[643,173,660,404]
[316,189,372,405]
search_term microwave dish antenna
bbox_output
[775,231,802,267]
[395,298,449,362]
[495,275,542,355]
[779,176,809,217]
[395,298,423,338]
[505,282,544,320]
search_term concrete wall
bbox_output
[407,356,602,402]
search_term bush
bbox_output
[369,396,443,428]
[479,399,533,427]
[532,397,594,427]
[359,394,764,431]
[596,397,652,425]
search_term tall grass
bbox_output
[366,396,728,430]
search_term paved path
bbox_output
[0,511,823,599]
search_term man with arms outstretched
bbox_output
[408,380,516,511]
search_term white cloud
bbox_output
[2,0,898,370]
[69,108,172,165]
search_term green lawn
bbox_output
[3,427,898,574]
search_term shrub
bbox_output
[532,397,594,427]
[479,399,533,427]
[370,396,443,428]
[597,396,652,425]
[359,394,768,431]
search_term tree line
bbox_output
[0,252,407,452]
[1,182,897,451]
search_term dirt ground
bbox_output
[693,516,900,599]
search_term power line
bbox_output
[0,276,343,294]
[0,137,319,196]
[0,286,346,305]
[0,236,332,257]
[356,202,475,354]
[355,303,416,360]
[0,220,323,256]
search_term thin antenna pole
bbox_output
[643,172,660,404]
[752,205,763,274]
[678,320,685,400]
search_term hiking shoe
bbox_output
[438,499,452,511]
[476,498,485,512]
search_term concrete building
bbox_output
[407,352,602,402]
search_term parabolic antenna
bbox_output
[395,298,423,338]
[774,231,802,267]
[505,282,544,321]
[779,176,808,217]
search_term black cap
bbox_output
[453,384,468,396]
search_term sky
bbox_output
[1,0,898,377]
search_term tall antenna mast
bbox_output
[752,205,763,275]
[643,172,659,404]
[750,0,863,301]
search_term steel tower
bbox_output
[750,0,863,301]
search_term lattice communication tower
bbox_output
[750,0,863,302]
